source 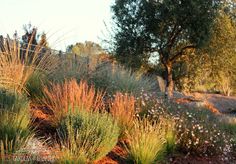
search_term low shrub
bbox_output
[124,118,166,164]
[56,110,120,163]
[172,107,233,157]
[218,115,236,151]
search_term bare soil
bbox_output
[176,92,236,114]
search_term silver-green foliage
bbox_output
[91,63,157,96]
[57,110,120,163]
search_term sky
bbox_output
[0,0,114,51]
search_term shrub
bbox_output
[173,107,233,157]
[43,79,105,125]
[125,118,166,164]
[56,110,120,163]
[220,123,236,151]
[218,115,236,150]
[109,92,136,137]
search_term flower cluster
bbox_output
[135,91,235,161]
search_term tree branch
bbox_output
[167,28,182,50]
[165,23,183,51]
[170,45,195,62]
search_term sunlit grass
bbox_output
[43,79,105,125]
[109,92,136,137]
[91,63,157,96]
[125,118,166,164]
[0,91,34,162]
[0,36,59,94]
[57,110,120,163]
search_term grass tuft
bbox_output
[125,118,166,164]
[43,79,105,125]
[57,110,120,163]
[109,92,136,137]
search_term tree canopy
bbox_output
[178,10,236,96]
[111,0,220,97]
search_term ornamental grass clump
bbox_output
[109,92,136,137]
[0,36,58,95]
[0,91,34,161]
[125,118,166,164]
[56,110,120,163]
[43,79,105,125]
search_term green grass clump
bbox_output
[0,90,28,111]
[26,71,49,103]
[125,118,166,164]
[0,91,34,162]
[57,110,120,163]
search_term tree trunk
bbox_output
[164,63,174,98]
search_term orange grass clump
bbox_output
[0,54,34,93]
[43,79,105,123]
[109,92,136,134]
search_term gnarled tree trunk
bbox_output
[164,62,174,98]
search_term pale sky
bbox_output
[0,0,114,51]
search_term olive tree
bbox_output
[111,0,220,97]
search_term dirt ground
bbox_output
[175,92,236,114]
[202,94,236,113]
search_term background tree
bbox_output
[68,41,103,57]
[66,41,107,73]
[178,9,236,96]
[111,0,220,97]
[67,41,104,66]
[38,32,49,48]
[20,23,50,62]
[22,23,38,46]
[22,23,49,49]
